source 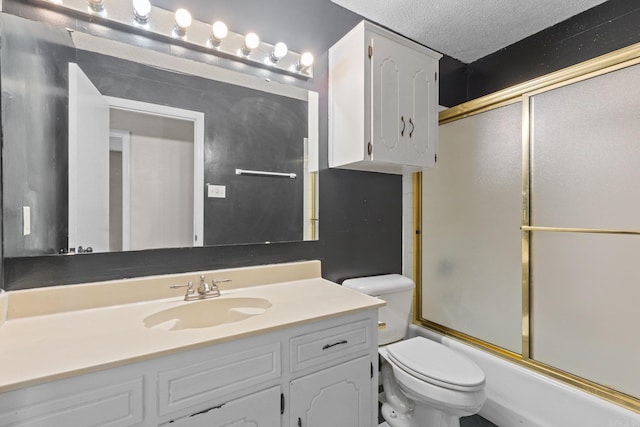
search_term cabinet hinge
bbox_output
[368,45,373,59]
[280,393,285,414]
[435,71,438,81]
[371,362,374,379]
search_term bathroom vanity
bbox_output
[0,261,383,426]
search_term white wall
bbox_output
[110,110,194,250]
[402,173,414,280]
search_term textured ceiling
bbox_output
[330,0,608,63]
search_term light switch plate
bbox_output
[22,206,31,236]
[207,184,226,198]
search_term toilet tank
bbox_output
[343,274,415,345]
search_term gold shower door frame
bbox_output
[414,41,640,413]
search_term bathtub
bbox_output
[408,325,640,427]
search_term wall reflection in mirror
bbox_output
[1,13,319,258]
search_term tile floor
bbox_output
[461,414,498,426]
[378,415,498,427]
[379,414,497,427]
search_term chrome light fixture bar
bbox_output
[35,0,314,79]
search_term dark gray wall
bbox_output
[466,0,640,102]
[436,0,640,107]
[1,16,74,258]
[5,0,637,290]
[1,0,404,290]
[77,51,307,245]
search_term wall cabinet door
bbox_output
[163,386,281,427]
[370,33,404,165]
[371,35,438,168]
[290,356,371,427]
[405,49,438,168]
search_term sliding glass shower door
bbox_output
[419,51,640,409]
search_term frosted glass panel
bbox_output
[531,64,640,230]
[531,232,640,398]
[422,103,522,353]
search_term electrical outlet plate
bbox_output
[207,184,226,198]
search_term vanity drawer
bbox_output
[290,319,372,372]
[0,374,143,427]
[157,342,281,416]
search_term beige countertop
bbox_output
[0,261,383,393]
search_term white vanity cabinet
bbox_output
[0,310,378,427]
[163,386,282,427]
[0,367,145,427]
[288,319,375,427]
[329,20,442,174]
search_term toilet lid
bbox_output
[386,337,485,391]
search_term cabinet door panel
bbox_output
[370,35,404,164]
[158,342,280,416]
[406,51,437,167]
[164,386,281,427]
[290,356,371,427]
[0,377,143,427]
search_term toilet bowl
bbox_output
[342,275,486,427]
[379,338,485,427]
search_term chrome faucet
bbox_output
[170,275,231,301]
[197,275,220,297]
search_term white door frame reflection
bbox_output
[69,63,205,253]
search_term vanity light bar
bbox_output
[35,0,314,79]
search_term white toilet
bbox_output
[343,274,486,427]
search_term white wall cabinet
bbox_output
[329,20,442,174]
[0,310,377,427]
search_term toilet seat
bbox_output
[385,337,485,392]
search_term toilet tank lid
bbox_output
[342,274,414,295]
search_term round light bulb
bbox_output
[300,52,314,68]
[132,0,151,22]
[244,32,260,50]
[211,21,228,41]
[272,42,288,60]
[174,8,192,31]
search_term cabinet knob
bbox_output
[409,117,415,138]
[400,116,405,136]
[367,142,373,156]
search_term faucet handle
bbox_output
[170,281,195,300]
[207,278,230,297]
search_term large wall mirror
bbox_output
[1,13,319,258]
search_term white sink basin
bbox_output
[143,297,271,331]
